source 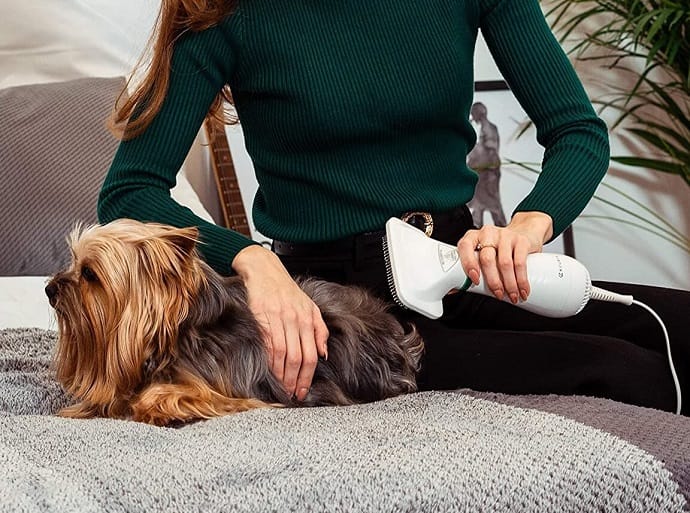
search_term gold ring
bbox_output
[475,242,497,251]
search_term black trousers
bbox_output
[275,207,689,414]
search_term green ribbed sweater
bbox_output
[99,0,609,275]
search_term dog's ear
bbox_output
[160,226,200,256]
[66,221,95,254]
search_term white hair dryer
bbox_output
[382,217,633,319]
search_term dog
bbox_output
[45,219,424,426]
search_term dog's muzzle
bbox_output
[45,283,59,305]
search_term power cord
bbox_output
[632,299,682,415]
[590,286,681,415]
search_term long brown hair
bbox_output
[112,0,236,140]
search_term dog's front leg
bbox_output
[131,380,272,426]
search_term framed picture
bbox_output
[467,79,573,256]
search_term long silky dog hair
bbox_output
[46,219,424,425]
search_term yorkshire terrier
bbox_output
[46,219,423,426]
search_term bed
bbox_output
[1,17,690,513]
[1,327,690,512]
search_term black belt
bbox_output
[272,205,474,258]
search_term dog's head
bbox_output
[46,219,203,416]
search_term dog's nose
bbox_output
[45,283,58,302]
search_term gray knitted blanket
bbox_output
[1,328,689,513]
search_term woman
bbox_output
[100,0,689,413]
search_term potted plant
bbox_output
[543,0,689,186]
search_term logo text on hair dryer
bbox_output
[555,255,564,278]
[437,243,459,273]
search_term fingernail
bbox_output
[298,387,309,401]
[493,289,504,300]
[509,293,518,304]
[520,289,528,301]
[469,269,480,285]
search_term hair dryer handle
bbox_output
[470,253,592,318]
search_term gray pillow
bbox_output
[0,76,126,276]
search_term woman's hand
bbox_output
[457,211,553,304]
[232,245,329,401]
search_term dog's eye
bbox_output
[81,266,98,283]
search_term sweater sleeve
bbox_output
[478,0,610,238]
[98,17,256,275]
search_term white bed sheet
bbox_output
[0,277,55,330]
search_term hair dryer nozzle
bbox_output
[383,218,467,318]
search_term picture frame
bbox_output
[467,79,574,256]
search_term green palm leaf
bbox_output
[542,0,690,187]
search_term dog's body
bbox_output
[46,220,423,425]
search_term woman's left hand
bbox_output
[457,211,553,304]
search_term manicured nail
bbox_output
[469,269,480,285]
[520,289,528,301]
[493,289,504,300]
[509,293,518,304]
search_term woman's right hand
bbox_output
[232,245,329,401]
